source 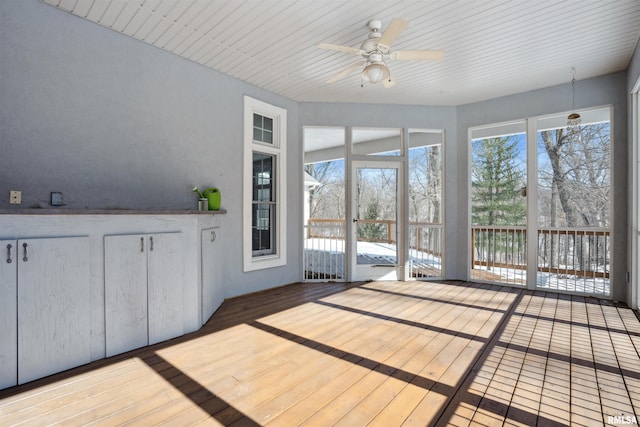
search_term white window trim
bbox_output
[243,96,287,272]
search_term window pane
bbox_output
[471,134,527,227]
[263,117,273,131]
[252,152,276,255]
[253,153,274,201]
[352,128,401,156]
[263,130,273,144]
[408,143,442,224]
[537,119,610,228]
[535,108,611,296]
[253,127,262,142]
[252,203,275,254]
[253,113,274,145]
[408,130,444,279]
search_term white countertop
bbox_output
[0,208,227,215]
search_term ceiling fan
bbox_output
[318,18,444,88]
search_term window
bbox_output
[470,122,527,287]
[253,114,273,144]
[468,107,612,297]
[243,97,287,271]
[252,152,275,256]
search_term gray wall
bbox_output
[0,0,302,298]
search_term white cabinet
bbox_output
[0,236,91,387]
[147,233,184,345]
[105,232,184,357]
[0,239,18,389]
[104,235,148,357]
[201,227,224,323]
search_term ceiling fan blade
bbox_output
[378,18,409,49]
[390,50,444,61]
[384,73,396,88]
[318,43,362,55]
[326,61,365,84]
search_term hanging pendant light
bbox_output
[567,67,581,136]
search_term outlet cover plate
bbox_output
[50,192,63,206]
[9,190,21,205]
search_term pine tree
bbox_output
[471,136,526,226]
[471,136,526,268]
[359,200,386,241]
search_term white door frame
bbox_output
[348,159,404,281]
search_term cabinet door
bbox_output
[105,235,148,357]
[0,239,17,389]
[18,236,91,384]
[148,232,184,345]
[201,227,224,323]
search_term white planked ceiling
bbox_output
[41,0,640,106]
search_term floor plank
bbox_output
[1,280,639,426]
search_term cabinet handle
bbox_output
[22,242,28,262]
[6,243,12,264]
[211,230,216,242]
[140,237,144,253]
[150,236,154,252]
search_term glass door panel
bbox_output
[351,161,401,281]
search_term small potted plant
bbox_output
[192,187,208,210]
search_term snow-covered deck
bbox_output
[304,237,610,296]
[303,237,442,280]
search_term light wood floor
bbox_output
[1,280,640,426]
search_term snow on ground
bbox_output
[304,237,610,296]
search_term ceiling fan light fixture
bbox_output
[361,62,389,84]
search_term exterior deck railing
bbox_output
[304,221,345,281]
[471,225,610,295]
[304,221,610,295]
[304,219,443,280]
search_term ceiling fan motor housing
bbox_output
[362,20,388,57]
[367,20,383,32]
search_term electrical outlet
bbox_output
[9,190,22,205]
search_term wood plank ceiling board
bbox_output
[40,0,640,106]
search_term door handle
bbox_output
[352,218,358,223]
[22,242,28,262]
[6,243,12,263]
